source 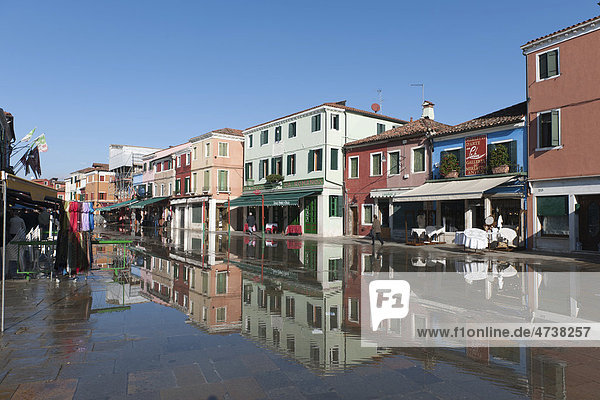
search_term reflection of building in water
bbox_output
[105,282,146,305]
[92,244,117,269]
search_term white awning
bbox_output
[392,176,514,202]
[370,188,414,199]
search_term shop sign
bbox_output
[465,135,487,176]
[283,178,324,189]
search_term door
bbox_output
[579,195,600,251]
[351,207,358,235]
[218,207,228,231]
[304,196,318,234]
[288,206,300,226]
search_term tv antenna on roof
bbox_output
[410,83,425,104]
[376,89,383,113]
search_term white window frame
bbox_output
[192,172,197,193]
[192,147,197,160]
[161,184,165,196]
[217,142,229,157]
[536,47,560,82]
[362,204,374,225]
[331,113,340,130]
[411,146,426,174]
[348,156,359,179]
[536,109,562,151]
[348,298,359,323]
[217,169,229,193]
[205,142,211,157]
[248,134,253,148]
[387,151,401,176]
[169,182,173,195]
[216,271,228,294]
[185,153,190,165]
[370,152,383,177]
[216,307,227,323]
[177,156,181,168]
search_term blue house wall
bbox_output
[431,126,527,179]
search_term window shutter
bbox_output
[551,110,560,146]
[337,196,343,217]
[390,152,398,174]
[311,117,316,132]
[287,156,291,175]
[509,141,518,170]
[316,149,322,171]
[548,50,558,77]
[271,158,276,175]
[308,151,314,173]
[331,148,338,170]
[539,53,548,79]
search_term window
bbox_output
[217,170,228,192]
[216,272,227,294]
[271,157,283,175]
[184,177,190,193]
[99,192,106,200]
[192,147,197,160]
[248,134,253,148]
[308,149,322,172]
[203,170,210,191]
[371,153,382,176]
[349,156,359,178]
[440,148,462,175]
[169,182,173,195]
[218,142,229,157]
[143,163,147,172]
[362,204,373,224]
[538,48,559,80]
[286,154,296,175]
[331,114,340,130]
[164,160,170,170]
[538,110,560,148]
[288,122,296,138]
[349,298,359,322]
[175,179,181,194]
[328,259,342,282]
[329,196,342,217]
[412,147,425,173]
[177,156,181,168]
[311,114,321,132]
[260,130,268,145]
[216,307,226,323]
[285,296,295,318]
[389,151,400,175]
[275,126,282,142]
[192,173,197,192]
[488,141,517,170]
[161,184,165,196]
[537,196,569,236]
[330,148,338,170]
[259,159,269,180]
[245,162,253,181]
[377,123,385,134]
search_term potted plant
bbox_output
[440,153,459,178]
[266,174,284,185]
[489,145,510,174]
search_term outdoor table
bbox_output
[411,228,426,238]
[285,225,302,235]
[265,223,278,233]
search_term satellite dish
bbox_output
[371,103,381,113]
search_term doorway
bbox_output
[351,206,359,235]
[578,195,600,251]
[304,196,318,234]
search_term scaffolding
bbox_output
[109,144,159,202]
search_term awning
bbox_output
[97,199,139,212]
[228,190,321,208]
[392,176,514,202]
[371,188,413,199]
[130,196,170,209]
[4,173,58,202]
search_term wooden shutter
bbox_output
[547,50,558,77]
[287,155,291,175]
[308,151,314,172]
[331,148,338,170]
[551,110,560,146]
[539,53,548,79]
[509,141,518,170]
[390,152,399,174]
[336,196,343,217]
[351,158,358,177]
[316,149,322,171]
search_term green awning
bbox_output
[97,199,139,212]
[130,197,170,209]
[537,196,568,216]
[228,190,320,208]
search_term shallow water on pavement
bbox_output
[2,228,600,399]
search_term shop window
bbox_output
[537,196,569,236]
[441,200,465,231]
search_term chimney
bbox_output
[421,101,435,120]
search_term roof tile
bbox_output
[345,118,451,147]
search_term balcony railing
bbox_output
[432,162,524,180]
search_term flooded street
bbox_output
[2,229,600,399]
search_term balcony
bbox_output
[432,162,525,180]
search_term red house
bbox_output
[344,102,450,239]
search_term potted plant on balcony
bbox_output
[489,145,510,174]
[440,153,459,179]
[266,174,284,187]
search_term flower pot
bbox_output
[444,171,459,179]
[492,165,510,174]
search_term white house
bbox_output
[230,101,407,236]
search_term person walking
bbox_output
[371,215,384,245]
[246,212,256,235]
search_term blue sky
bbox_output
[2,1,598,179]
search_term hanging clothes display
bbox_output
[80,202,90,232]
[54,201,95,275]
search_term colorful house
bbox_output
[344,102,450,239]
[521,15,600,252]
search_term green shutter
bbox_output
[547,50,558,77]
[337,196,343,217]
[351,158,358,177]
[329,196,334,217]
[331,148,338,170]
[175,179,180,193]
[539,53,548,79]
[551,110,560,146]
[308,151,314,172]
[271,158,276,175]
[316,149,322,171]
[287,155,291,175]
[390,152,399,174]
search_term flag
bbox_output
[33,134,48,152]
[19,127,36,143]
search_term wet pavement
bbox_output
[2,229,600,399]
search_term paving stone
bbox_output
[12,378,78,400]
[241,353,280,374]
[172,364,207,387]
[223,376,266,400]
[267,386,307,400]
[0,383,19,400]
[160,382,228,400]
[253,370,293,391]
[127,369,177,395]
[58,360,116,379]
[399,366,443,386]
[212,358,251,380]
[74,373,129,400]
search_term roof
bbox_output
[244,101,408,131]
[434,102,526,138]
[211,128,243,136]
[522,15,600,48]
[345,118,451,148]
[73,162,111,174]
